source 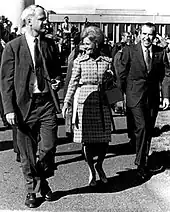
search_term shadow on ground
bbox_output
[54,142,136,170]
[152,125,170,137]
[54,140,170,171]
[0,140,13,151]
[49,168,148,203]
[148,151,170,170]
[31,168,145,207]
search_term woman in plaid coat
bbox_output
[62,26,114,187]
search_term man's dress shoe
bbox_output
[136,166,151,182]
[41,189,53,201]
[16,153,21,162]
[25,193,37,208]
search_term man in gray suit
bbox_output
[0,5,62,208]
[118,22,170,181]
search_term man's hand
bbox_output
[6,112,16,125]
[162,98,170,110]
[114,100,126,114]
[51,79,61,90]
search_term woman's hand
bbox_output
[62,103,69,119]
[162,98,169,110]
[51,79,61,90]
[6,112,16,125]
[114,100,126,115]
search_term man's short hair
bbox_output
[21,4,45,27]
[141,22,156,36]
[64,16,69,20]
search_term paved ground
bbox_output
[1,110,170,211]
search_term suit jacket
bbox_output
[118,42,170,108]
[0,34,62,121]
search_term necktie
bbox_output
[145,48,151,72]
[34,38,45,91]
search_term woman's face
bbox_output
[83,36,96,55]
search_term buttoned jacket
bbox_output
[118,42,170,108]
[64,54,112,105]
[0,34,62,120]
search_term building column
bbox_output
[112,24,115,43]
[103,24,108,38]
[15,0,35,33]
[116,24,120,43]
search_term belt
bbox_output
[32,92,50,98]
[32,92,52,104]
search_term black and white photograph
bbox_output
[1,0,170,211]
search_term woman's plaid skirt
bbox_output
[73,97,112,144]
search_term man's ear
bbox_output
[26,17,32,26]
[95,42,98,49]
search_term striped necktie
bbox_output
[34,38,45,91]
[145,48,151,72]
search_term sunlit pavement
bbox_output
[1,112,170,211]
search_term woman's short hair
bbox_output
[81,26,104,47]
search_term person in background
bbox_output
[61,16,71,64]
[61,16,71,34]
[0,21,20,162]
[133,27,141,44]
[62,26,118,187]
[165,36,170,63]
[112,31,135,146]
[63,33,85,140]
[9,26,20,40]
[0,5,62,208]
[118,22,170,181]
[112,31,132,59]
[153,33,167,48]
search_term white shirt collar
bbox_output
[25,32,40,43]
[141,44,152,58]
[141,43,152,53]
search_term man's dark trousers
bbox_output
[17,95,58,193]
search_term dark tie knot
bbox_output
[145,48,151,58]
[145,48,150,52]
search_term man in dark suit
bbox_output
[0,5,62,208]
[111,31,132,59]
[118,22,170,181]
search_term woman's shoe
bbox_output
[89,177,97,187]
[95,164,108,184]
[88,168,97,187]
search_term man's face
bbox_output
[31,7,46,34]
[122,33,131,43]
[140,25,155,48]
[64,17,69,23]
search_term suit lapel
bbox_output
[152,44,159,66]
[135,42,147,73]
[39,38,51,80]
[21,35,34,69]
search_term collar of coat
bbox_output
[78,54,112,63]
